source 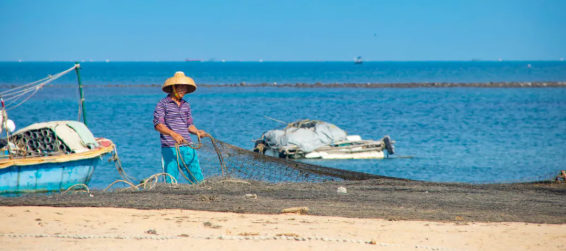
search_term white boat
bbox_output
[253,119,394,159]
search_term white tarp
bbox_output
[13,121,99,152]
[263,121,347,153]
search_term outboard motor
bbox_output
[382,136,395,156]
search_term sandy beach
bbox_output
[0,206,564,251]
[1,177,565,251]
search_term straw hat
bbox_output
[162,71,197,94]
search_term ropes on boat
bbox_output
[0,65,77,111]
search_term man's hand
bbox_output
[170,132,185,144]
[156,124,185,144]
[197,130,209,138]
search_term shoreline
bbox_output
[1,81,566,89]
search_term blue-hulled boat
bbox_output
[0,158,99,192]
[0,64,115,194]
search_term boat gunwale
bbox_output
[0,139,114,169]
[271,140,386,152]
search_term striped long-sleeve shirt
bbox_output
[153,95,193,147]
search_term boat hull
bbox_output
[0,157,100,193]
[305,150,385,159]
[264,149,385,160]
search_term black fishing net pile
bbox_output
[196,137,404,183]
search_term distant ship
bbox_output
[354,56,363,64]
[185,58,202,62]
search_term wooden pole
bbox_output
[74,63,88,126]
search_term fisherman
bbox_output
[153,71,208,184]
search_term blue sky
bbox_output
[0,0,564,61]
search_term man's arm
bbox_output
[188,125,208,138]
[155,124,185,144]
[188,125,198,135]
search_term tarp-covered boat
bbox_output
[253,119,394,159]
[0,121,114,193]
[0,64,115,194]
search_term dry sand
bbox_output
[1,206,565,251]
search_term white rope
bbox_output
[2,84,47,100]
[2,65,76,99]
[3,66,76,102]
[0,75,52,96]
[4,85,42,105]
[5,86,42,111]
[3,65,77,111]
[0,65,75,96]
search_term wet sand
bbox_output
[1,206,565,251]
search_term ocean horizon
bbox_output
[1,61,566,87]
[2,59,564,62]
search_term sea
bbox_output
[1,61,565,188]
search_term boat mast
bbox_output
[74,63,88,126]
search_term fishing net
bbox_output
[171,137,564,185]
[195,137,404,183]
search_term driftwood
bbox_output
[219,180,251,185]
[280,207,309,215]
